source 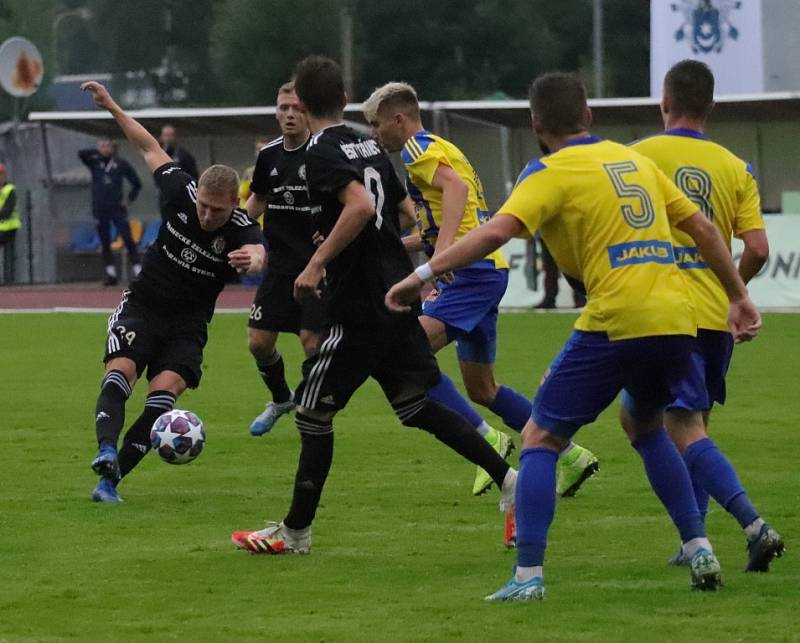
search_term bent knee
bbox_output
[295,406,335,435]
[299,332,320,358]
[392,395,429,427]
[664,408,707,453]
[248,331,276,359]
[520,419,567,452]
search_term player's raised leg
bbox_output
[426,369,513,496]
[98,370,187,502]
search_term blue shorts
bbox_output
[532,330,693,438]
[666,329,733,412]
[422,262,508,364]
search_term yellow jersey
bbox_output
[402,131,508,270]
[501,136,699,340]
[238,165,255,211]
[631,128,764,332]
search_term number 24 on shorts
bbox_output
[115,324,136,346]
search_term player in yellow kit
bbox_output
[632,60,783,572]
[386,72,761,600]
[363,82,598,501]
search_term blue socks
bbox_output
[683,437,759,529]
[427,374,485,430]
[489,385,531,432]
[428,378,531,435]
[515,447,559,567]
[633,428,704,543]
[685,455,710,522]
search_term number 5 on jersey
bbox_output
[604,161,655,229]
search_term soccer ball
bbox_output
[150,410,205,464]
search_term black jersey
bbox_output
[250,136,316,275]
[305,125,415,327]
[130,162,263,320]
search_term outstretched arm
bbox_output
[385,213,522,313]
[81,81,172,172]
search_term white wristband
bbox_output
[414,262,435,282]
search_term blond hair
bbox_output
[362,81,419,123]
[198,164,239,196]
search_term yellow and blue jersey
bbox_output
[402,131,508,270]
[631,128,764,332]
[500,136,699,341]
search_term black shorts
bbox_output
[295,318,441,413]
[248,269,326,334]
[103,291,208,388]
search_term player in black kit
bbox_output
[231,57,516,555]
[245,81,324,436]
[81,81,266,503]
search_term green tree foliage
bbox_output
[603,1,650,97]
[355,0,594,100]
[0,0,652,120]
[209,0,341,105]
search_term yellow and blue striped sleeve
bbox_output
[497,159,561,238]
[402,135,448,186]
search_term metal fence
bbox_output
[2,93,800,286]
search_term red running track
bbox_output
[0,284,256,311]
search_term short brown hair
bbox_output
[293,55,346,119]
[528,72,589,136]
[664,60,715,119]
[198,164,239,196]
[362,82,420,123]
[278,80,295,95]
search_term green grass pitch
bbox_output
[0,312,797,642]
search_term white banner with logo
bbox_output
[732,215,800,308]
[499,216,800,310]
[650,0,764,96]
[500,238,585,310]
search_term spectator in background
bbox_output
[239,137,272,210]
[158,124,198,219]
[0,163,21,283]
[79,137,143,286]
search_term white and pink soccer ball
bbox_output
[150,410,205,464]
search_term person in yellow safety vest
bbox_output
[238,137,272,211]
[0,163,21,283]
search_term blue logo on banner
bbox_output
[608,240,675,268]
[673,246,708,269]
[672,1,742,54]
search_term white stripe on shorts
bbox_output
[301,324,343,409]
